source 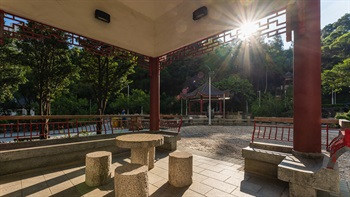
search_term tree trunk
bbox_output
[96,101,104,134]
[264,69,268,93]
[40,99,50,139]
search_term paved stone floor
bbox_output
[0,149,349,197]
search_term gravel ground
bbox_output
[177,125,350,181]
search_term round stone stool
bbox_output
[114,163,149,197]
[168,151,193,187]
[85,151,112,187]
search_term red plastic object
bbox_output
[327,129,350,169]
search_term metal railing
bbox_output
[0,114,182,143]
[252,117,339,149]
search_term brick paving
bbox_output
[1,125,349,197]
[0,150,290,197]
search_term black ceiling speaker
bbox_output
[95,9,110,23]
[193,6,208,21]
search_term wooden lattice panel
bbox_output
[0,10,150,68]
[159,8,287,68]
[1,8,286,70]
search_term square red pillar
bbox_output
[293,0,322,153]
[149,57,160,132]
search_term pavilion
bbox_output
[0,0,327,195]
[180,82,229,116]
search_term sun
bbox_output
[239,22,258,40]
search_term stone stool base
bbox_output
[168,151,193,187]
[85,151,112,187]
[114,163,149,197]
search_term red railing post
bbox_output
[326,123,329,148]
[177,116,183,133]
[30,120,33,140]
[102,118,107,134]
[66,118,70,138]
[16,120,19,139]
[75,118,79,137]
[252,120,256,142]
[0,10,4,45]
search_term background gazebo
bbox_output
[181,82,229,116]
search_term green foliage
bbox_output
[79,50,137,115]
[322,14,350,70]
[129,89,150,114]
[335,110,350,120]
[16,22,78,115]
[251,93,293,117]
[321,13,350,103]
[51,94,93,115]
[215,75,255,111]
[160,57,203,96]
[0,39,27,103]
[322,58,350,94]
[108,89,150,114]
[160,93,180,114]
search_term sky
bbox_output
[321,0,350,27]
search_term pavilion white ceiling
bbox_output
[0,0,289,57]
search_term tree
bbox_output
[16,22,78,116]
[80,51,137,115]
[321,13,350,104]
[251,93,291,117]
[15,22,78,139]
[0,39,27,103]
[51,94,92,115]
[161,57,203,96]
[322,13,350,70]
[108,89,150,114]
[214,75,255,112]
[322,58,350,94]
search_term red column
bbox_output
[200,99,203,114]
[149,57,160,132]
[219,101,222,114]
[293,0,321,153]
[0,11,4,45]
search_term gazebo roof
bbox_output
[181,82,229,99]
[0,0,289,57]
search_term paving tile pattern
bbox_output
[0,150,349,197]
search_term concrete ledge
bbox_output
[278,152,340,196]
[156,131,180,151]
[243,143,340,196]
[242,145,291,179]
[0,133,123,150]
[0,131,180,175]
[242,146,289,165]
[0,137,126,176]
[249,142,293,154]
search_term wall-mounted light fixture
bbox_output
[193,6,208,21]
[95,9,110,23]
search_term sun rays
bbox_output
[239,22,258,41]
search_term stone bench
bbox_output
[157,132,181,151]
[278,152,340,197]
[242,142,340,196]
[168,151,193,187]
[114,163,148,197]
[85,151,112,187]
[242,142,292,178]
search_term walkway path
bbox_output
[0,150,290,197]
[0,125,349,196]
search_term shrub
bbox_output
[251,93,293,117]
[335,110,350,120]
